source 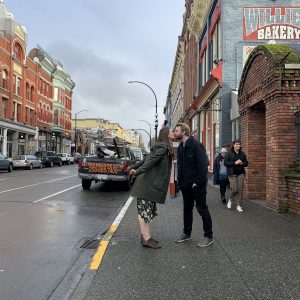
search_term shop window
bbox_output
[2,70,8,89]
[1,97,7,118]
[13,43,23,61]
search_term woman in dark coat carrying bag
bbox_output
[213,147,229,204]
[129,127,175,249]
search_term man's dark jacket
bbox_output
[177,137,208,188]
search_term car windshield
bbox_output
[13,155,25,160]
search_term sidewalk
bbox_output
[85,185,300,300]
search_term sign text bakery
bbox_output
[243,7,300,40]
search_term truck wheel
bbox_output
[82,179,92,190]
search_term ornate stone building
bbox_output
[0,1,74,157]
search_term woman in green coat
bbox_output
[130,127,175,249]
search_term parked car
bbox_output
[57,153,74,165]
[34,151,63,167]
[73,152,82,163]
[12,154,43,170]
[0,152,13,172]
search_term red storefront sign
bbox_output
[243,7,300,40]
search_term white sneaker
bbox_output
[237,205,244,212]
[227,199,232,209]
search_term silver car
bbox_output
[12,155,43,170]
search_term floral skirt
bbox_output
[137,198,157,223]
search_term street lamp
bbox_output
[139,120,152,146]
[74,110,88,153]
[131,128,151,147]
[128,81,159,141]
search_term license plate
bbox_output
[97,174,108,180]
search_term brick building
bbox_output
[238,44,300,214]
[165,0,300,171]
[0,1,74,157]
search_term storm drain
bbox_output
[80,239,100,249]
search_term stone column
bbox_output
[12,131,18,157]
[2,128,7,157]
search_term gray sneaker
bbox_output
[175,234,191,243]
[197,237,214,247]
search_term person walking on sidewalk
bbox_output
[213,147,229,204]
[224,140,248,212]
[129,127,175,249]
[174,123,213,247]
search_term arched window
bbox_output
[2,70,8,89]
[30,86,34,102]
[54,109,59,125]
[26,83,30,100]
[14,43,23,61]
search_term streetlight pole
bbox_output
[131,128,151,148]
[139,120,152,146]
[128,81,158,141]
[74,110,88,153]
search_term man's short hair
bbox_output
[176,123,190,136]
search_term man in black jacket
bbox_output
[174,123,213,247]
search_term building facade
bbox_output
[0,2,74,158]
[166,0,300,171]
[71,118,141,153]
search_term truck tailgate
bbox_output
[79,158,128,175]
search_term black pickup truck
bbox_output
[34,151,63,167]
[78,138,139,190]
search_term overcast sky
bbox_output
[6,0,184,144]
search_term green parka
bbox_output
[130,142,172,204]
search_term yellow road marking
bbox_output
[89,196,134,270]
[109,225,118,233]
[90,240,109,270]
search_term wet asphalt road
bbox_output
[0,165,130,300]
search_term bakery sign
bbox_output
[243,7,300,40]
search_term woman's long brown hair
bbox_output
[152,127,173,156]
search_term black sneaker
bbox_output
[221,197,227,204]
[197,237,214,247]
[175,234,191,243]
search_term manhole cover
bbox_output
[80,239,100,249]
